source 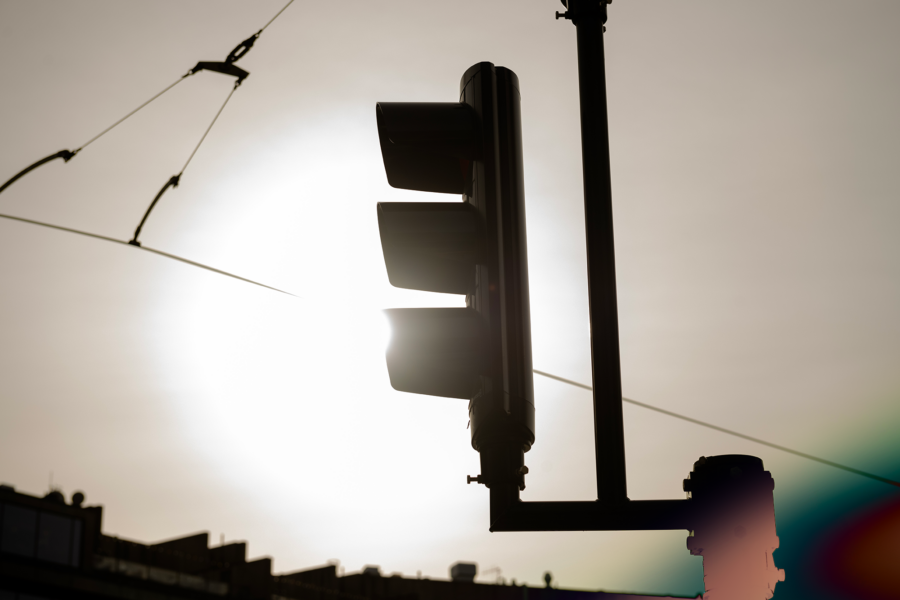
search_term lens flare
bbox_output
[815,494,900,600]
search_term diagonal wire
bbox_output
[1,1,300,288]
[126,81,240,245]
[75,74,191,154]
[533,369,900,489]
[8,209,898,489]
[259,0,296,33]
[72,0,297,157]
[0,212,295,297]
[179,83,239,175]
[66,0,296,157]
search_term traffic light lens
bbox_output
[384,308,487,399]
[377,202,483,295]
[376,102,480,194]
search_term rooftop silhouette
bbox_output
[0,482,699,600]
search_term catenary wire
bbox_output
[179,83,239,175]
[67,0,296,156]
[259,0,296,33]
[533,369,900,489]
[0,213,295,297]
[127,81,240,245]
[8,202,894,490]
[74,74,191,154]
[5,206,893,489]
[4,205,894,489]
[6,206,898,491]
[126,0,295,241]
[10,0,296,168]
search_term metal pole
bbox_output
[565,0,628,505]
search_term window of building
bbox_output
[0,502,82,567]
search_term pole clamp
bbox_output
[556,0,611,26]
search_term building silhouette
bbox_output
[0,483,697,600]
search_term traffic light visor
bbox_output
[384,308,487,399]
[376,102,480,194]
[378,202,483,295]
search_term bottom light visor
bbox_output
[384,307,487,399]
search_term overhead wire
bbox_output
[7,0,295,168]
[259,0,296,34]
[1,0,298,245]
[122,0,296,245]
[179,82,239,175]
[0,0,301,293]
[0,212,295,297]
[94,0,295,168]
[7,0,893,493]
[73,74,191,155]
[3,209,896,491]
[127,80,241,246]
[0,75,193,199]
[533,369,900,489]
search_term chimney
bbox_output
[449,562,477,583]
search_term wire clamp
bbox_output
[189,61,250,84]
[226,32,261,64]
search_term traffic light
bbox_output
[377,62,535,491]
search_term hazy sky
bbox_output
[1,1,899,597]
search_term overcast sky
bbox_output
[1,1,899,597]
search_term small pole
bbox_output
[564,0,628,505]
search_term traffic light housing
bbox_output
[377,62,535,491]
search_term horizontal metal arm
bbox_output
[490,499,697,532]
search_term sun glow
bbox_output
[145,116,481,562]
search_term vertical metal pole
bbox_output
[567,0,628,505]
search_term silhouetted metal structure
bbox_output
[376,61,538,527]
[375,1,785,597]
[0,2,298,246]
[559,0,628,509]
